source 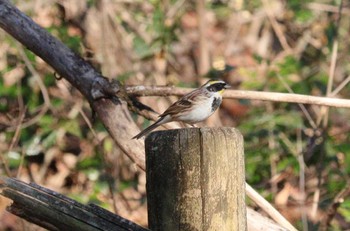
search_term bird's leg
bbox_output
[181,122,194,128]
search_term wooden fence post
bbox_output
[145,127,246,231]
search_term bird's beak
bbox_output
[224,84,231,89]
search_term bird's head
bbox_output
[203,80,231,95]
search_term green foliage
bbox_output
[0,75,17,100]
[339,200,350,222]
[133,36,157,59]
[132,0,180,60]
[7,151,22,169]
[286,0,314,23]
[210,2,232,20]
[77,155,103,170]
[1,1,350,230]
[60,119,82,138]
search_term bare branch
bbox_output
[0,2,300,230]
[307,2,350,15]
[246,183,298,231]
[277,74,317,129]
[196,0,210,76]
[126,85,350,109]
[262,0,292,52]
[331,75,350,96]
[0,0,145,170]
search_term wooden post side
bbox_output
[200,127,246,230]
[145,127,246,231]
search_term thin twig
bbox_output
[8,102,26,153]
[246,183,298,231]
[166,0,186,19]
[314,0,343,221]
[326,41,339,97]
[6,92,27,177]
[196,0,210,76]
[126,85,350,109]
[267,102,278,194]
[279,132,298,156]
[297,129,308,231]
[306,2,350,15]
[262,0,292,52]
[8,115,25,152]
[8,106,26,177]
[319,0,343,127]
[115,6,152,44]
[311,188,320,220]
[16,43,51,108]
[6,105,49,131]
[277,74,317,129]
[78,105,119,214]
[0,153,11,177]
[5,42,52,131]
[331,75,350,97]
[319,41,338,128]
[16,149,26,178]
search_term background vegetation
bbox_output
[1,0,350,230]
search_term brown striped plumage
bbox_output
[133,80,230,139]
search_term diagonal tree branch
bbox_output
[0,0,99,99]
[0,0,145,170]
[0,1,296,230]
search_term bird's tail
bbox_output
[132,117,167,139]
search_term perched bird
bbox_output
[133,80,230,139]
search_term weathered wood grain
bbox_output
[145,127,246,231]
[0,177,149,231]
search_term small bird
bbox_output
[133,79,230,139]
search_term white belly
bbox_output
[176,97,219,124]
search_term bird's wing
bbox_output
[160,89,200,117]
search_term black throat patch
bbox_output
[211,97,222,112]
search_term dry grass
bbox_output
[1,0,350,230]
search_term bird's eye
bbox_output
[207,85,216,92]
[207,82,225,92]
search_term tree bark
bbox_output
[0,176,150,231]
[0,0,145,170]
[0,2,296,230]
